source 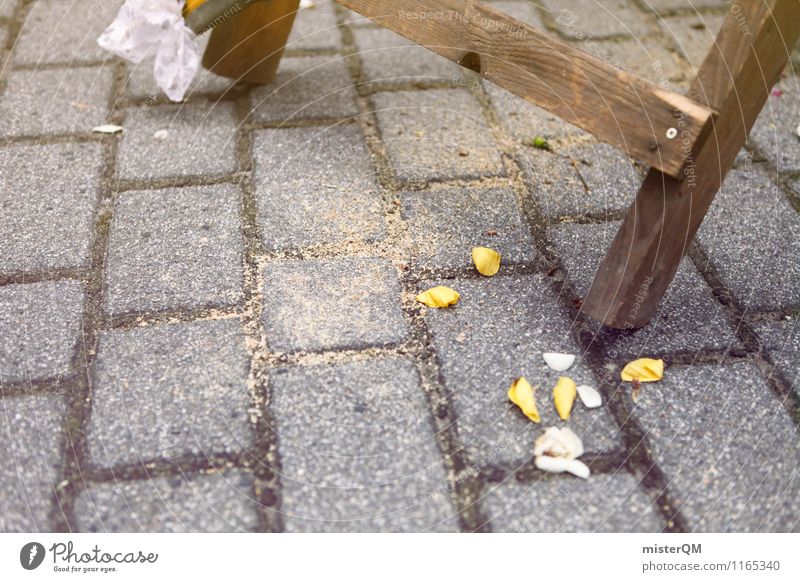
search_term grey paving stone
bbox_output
[340,6,374,27]
[253,125,385,250]
[248,56,358,123]
[541,0,654,40]
[117,102,238,180]
[632,361,800,532]
[485,83,587,145]
[74,470,258,532]
[755,317,799,394]
[0,280,83,383]
[521,143,641,219]
[424,275,622,467]
[287,0,341,51]
[586,37,688,85]
[489,1,546,29]
[13,0,122,66]
[0,0,20,20]
[88,319,252,467]
[0,394,64,532]
[658,13,725,67]
[352,26,463,86]
[125,59,239,102]
[372,89,504,182]
[0,142,104,273]
[104,184,244,314]
[0,66,113,138]
[643,0,729,15]
[550,221,740,357]
[750,77,800,174]
[568,142,642,209]
[401,186,537,270]
[519,149,586,219]
[484,472,664,532]
[272,358,459,532]
[261,257,408,353]
[697,166,800,311]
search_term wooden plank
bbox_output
[197,0,299,84]
[581,0,800,329]
[338,0,714,178]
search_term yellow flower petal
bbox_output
[553,376,577,420]
[471,247,501,276]
[507,377,540,423]
[416,286,460,308]
[184,0,206,15]
[620,358,664,382]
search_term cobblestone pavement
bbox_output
[1,0,799,532]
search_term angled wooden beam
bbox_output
[186,0,299,84]
[582,0,800,328]
[339,0,713,178]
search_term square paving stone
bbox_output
[485,83,587,145]
[755,317,799,394]
[632,361,800,532]
[13,0,122,66]
[424,275,622,467]
[490,1,546,29]
[483,472,664,532]
[0,394,64,532]
[372,89,504,182]
[287,0,341,51]
[248,56,358,123]
[0,67,113,137]
[74,470,258,532]
[272,358,459,532]
[261,258,408,353]
[401,186,536,270]
[125,59,238,102]
[588,37,689,86]
[696,166,800,311]
[658,13,725,67]
[352,27,463,86]
[253,125,385,250]
[750,78,800,174]
[541,0,655,40]
[88,319,252,467]
[0,280,83,383]
[550,221,740,357]
[521,144,640,219]
[644,0,730,15]
[117,102,238,180]
[104,184,244,315]
[0,0,20,19]
[0,142,104,273]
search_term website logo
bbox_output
[20,542,46,570]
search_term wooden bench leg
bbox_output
[582,0,800,329]
[202,0,300,84]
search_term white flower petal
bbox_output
[535,455,572,474]
[563,459,591,479]
[92,124,124,134]
[543,352,576,372]
[577,384,602,409]
[533,426,584,459]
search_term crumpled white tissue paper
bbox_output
[98,0,201,102]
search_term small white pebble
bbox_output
[153,129,169,141]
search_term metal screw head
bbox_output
[666,127,678,139]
